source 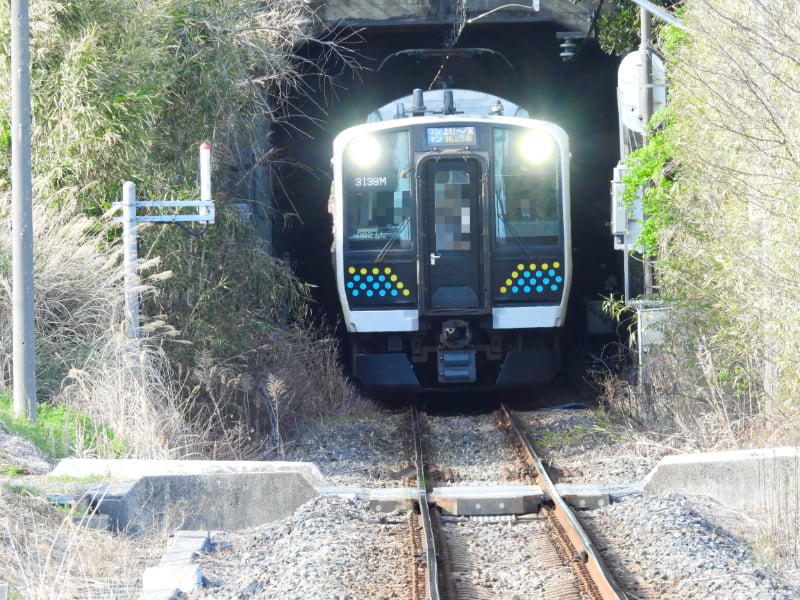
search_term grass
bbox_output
[0,395,125,460]
[0,485,171,600]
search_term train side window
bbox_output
[343,130,412,251]
[493,128,561,248]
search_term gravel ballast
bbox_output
[181,407,800,599]
[4,406,800,599]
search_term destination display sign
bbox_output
[426,126,477,146]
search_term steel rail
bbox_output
[410,406,441,600]
[500,404,629,600]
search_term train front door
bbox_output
[420,158,484,312]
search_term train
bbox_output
[329,88,571,390]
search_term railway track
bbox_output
[402,404,627,600]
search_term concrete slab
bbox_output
[557,484,610,509]
[142,564,202,593]
[432,485,544,516]
[51,459,327,487]
[90,471,319,534]
[643,446,800,510]
[160,530,211,565]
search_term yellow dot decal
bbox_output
[360,268,367,275]
[542,263,549,269]
[505,278,512,286]
[500,286,507,294]
[372,267,379,274]
[529,263,537,270]
[517,263,524,270]
[390,274,398,281]
[384,267,391,274]
[402,289,410,296]
[397,282,404,289]
[511,271,518,278]
[348,266,356,274]
[553,261,560,268]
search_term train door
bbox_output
[420,157,484,312]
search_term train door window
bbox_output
[433,168,472,251]
[343,130,412,252]
[493,127,561,248]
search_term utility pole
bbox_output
[11,0,37,422]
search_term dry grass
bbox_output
[0,486,168,600]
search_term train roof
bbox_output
[366,88,529,123]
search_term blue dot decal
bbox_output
[551,284,558,291]
[346,264,411,301]
[524,285,531,293]
[536,285,543,292]
[543,278,550,284]
[548,269,555,276]
[556,276,563,283]
[517,278,524,286]
[512,286,519,293]
[536,271,542,277]
[524,271,530,277]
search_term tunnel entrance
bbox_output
[270,21,622,371]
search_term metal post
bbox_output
[122,182,140,338]
[11,0,37,422]
[640,6,655,297]
[199,142,211,223]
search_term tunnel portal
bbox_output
[269,13,622,355]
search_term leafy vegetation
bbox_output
[0,0,366,460]
[597,0,683,56]
[620,108,678,258]
[604,0,800,456]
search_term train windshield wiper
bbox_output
[497,212,533,260]
[375,217,410,263]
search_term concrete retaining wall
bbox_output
[643,446,800,511]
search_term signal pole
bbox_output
[640,5,655,297]
[11,0,37,422]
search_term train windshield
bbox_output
[343,130,412,252]
[493,127,561,248]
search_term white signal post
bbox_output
[199,141,212,223]
[115,143,216,337]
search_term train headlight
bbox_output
[347,135,381,166]
[519,130,554,163]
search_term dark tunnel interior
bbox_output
[270,20,623,366]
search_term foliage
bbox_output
[607,0,800,460]
[621,108,678,257]
[656,0,800,415]
[0,396,123,459]
[0,0,358,211]
[597,0,683,56]
[0,0,365,461]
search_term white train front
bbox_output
[330,88,572,390]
